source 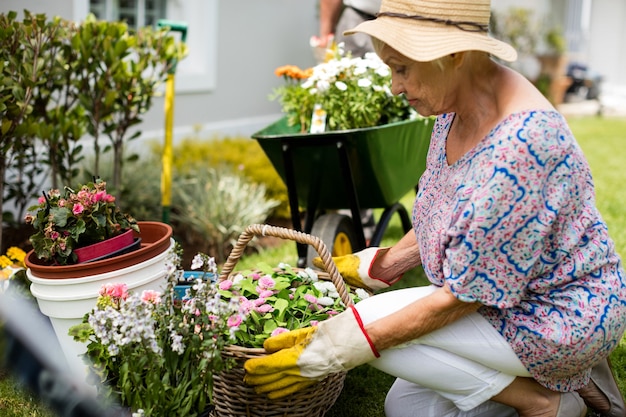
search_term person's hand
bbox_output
[312,247,403,292]
[244,306,379,399]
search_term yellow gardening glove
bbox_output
[244,306,379,399]
[312,247,402,292]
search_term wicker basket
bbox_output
[212,224,354,417]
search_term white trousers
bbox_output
[354,286,531,414]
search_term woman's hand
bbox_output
[312,230,422,292]
[244,306,379,398]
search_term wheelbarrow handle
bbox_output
[219,224,353,307]
[157,19,188,42]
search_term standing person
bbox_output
[318,0,380,58]
[245,1,626,416]
[317,0,383,241]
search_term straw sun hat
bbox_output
[344,0,517,62]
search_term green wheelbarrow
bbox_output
[252,116,434,267]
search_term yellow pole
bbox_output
[161,73,175,223]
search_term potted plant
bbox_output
[22,179,174,373]
[24,178,140,266]
[255,49,434,264]
[272,48,418,133]
[69,225,368,416]
[69,251,237,417]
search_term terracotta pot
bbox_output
[25,221,173,279]
[73,228,137,264]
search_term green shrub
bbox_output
[172,166,279,262]
[77,155,163,222]
[153,136,290,218]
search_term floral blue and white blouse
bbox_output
[413,110,626,391]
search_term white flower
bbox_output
[355,288,370,300]
[357,78,372,88]
[317,296,335,306]
[334,81,348,91]
[191,254,204,270]
[316,79,330,92]
[170,331,185,354]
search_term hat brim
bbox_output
[344,17,518,62]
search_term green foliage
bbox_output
[490,7,540,56]
[0,375,56,417]
[568,116,626,258]
[0,10,187,240]
[218,263,365,348]
[172,166,279,262]
[272,50,417,133]
[69,256,238,416]
[545,27,567,55]
[80,154,164,222]
[69,14,187,191]
[24,179,139,265]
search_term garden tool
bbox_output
[157,20,187,224]
[244,306,379,399]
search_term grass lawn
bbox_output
[1,115,625,416]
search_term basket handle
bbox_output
[219,224,353,307]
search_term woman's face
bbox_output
[379,45,457,117]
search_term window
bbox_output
[79,0,217,93]
[89,0,166,29]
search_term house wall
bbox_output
[588,0,626,85]
[2,0,623,142]
[0,0,319,142]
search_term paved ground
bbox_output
[558,83,626,118]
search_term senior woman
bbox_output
[244,1,626,416]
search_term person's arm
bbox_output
[319,0,344,46]
[369,229,422,282]
[365,284,481,351]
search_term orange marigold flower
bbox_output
[274,65,311,80]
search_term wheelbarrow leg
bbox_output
[280,142,309,266]
[336,141,367,251]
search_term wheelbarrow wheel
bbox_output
[306,213,359,267]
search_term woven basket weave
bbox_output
[212,224,353,417]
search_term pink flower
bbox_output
[303,294,317,303]
[227,315,242,328]
[239,297,254,315]
[49,231,60,240]
[100,283,128,299]
[271,327,289,337]
[72,203,84,215]
[253,298,267,307]
[141,290,162,304]
[219,280,233,290]
[310,320,319,327]
[250,273,261,281]
[256,304,274,314]
[38,196,46,204]
[258,276,275,290]
[258,289,274,298]
[94,191,107,202]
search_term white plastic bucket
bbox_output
[28,238,175,375]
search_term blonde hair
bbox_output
[371,37,488,71]
[372,36,446,70]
